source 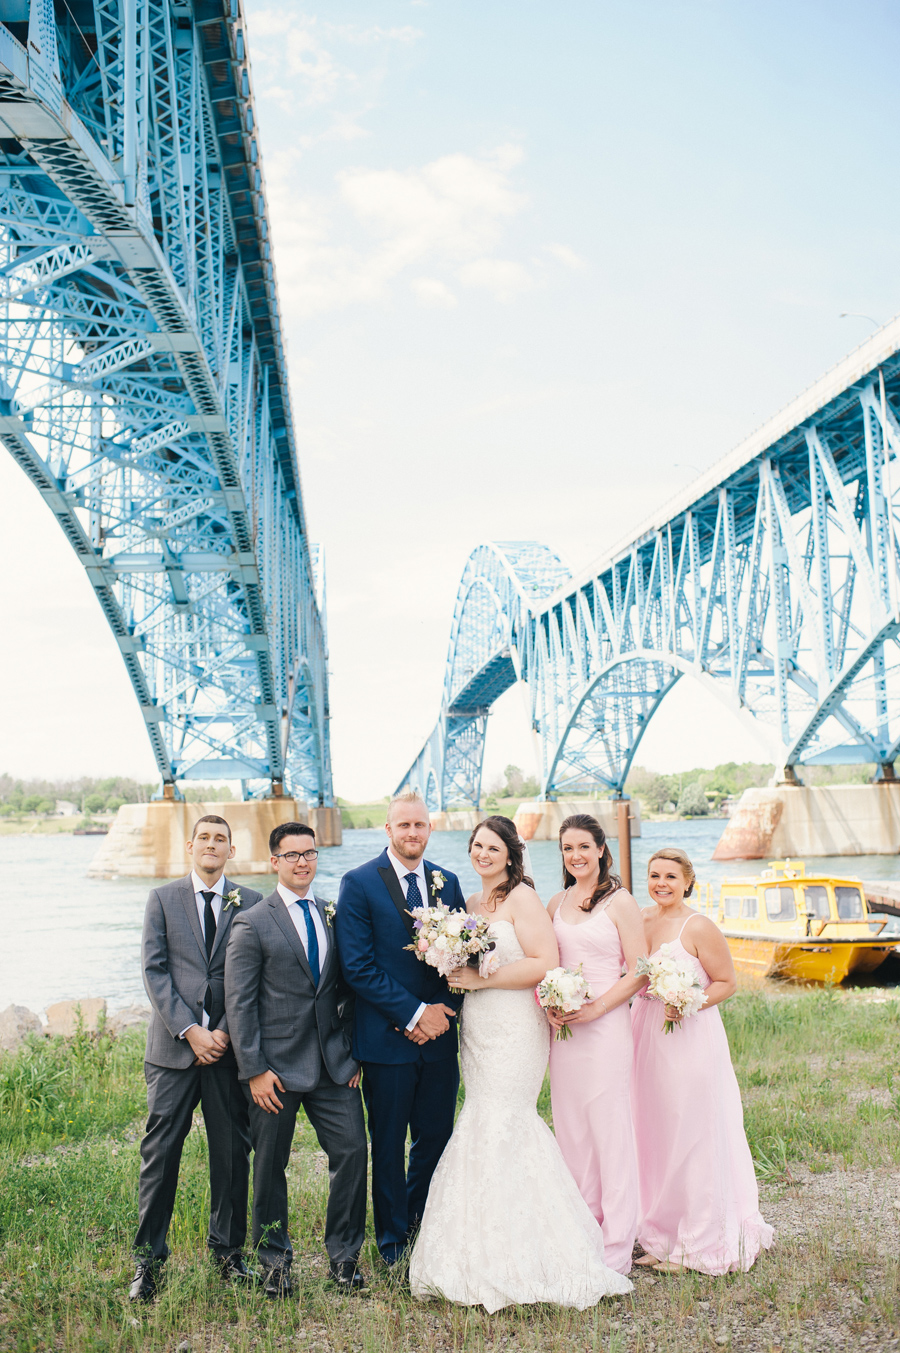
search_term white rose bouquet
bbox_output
[636,943,708,1033]
[404,902,499,981]
[535,965,593,1041]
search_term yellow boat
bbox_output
[708,860,895,983]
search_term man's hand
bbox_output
[249,1070,285,1113]
[415,1003,456,1041]
[348,1070,361,1089]
[210,1029,230,1049]
[404,1025,429,1045]
[185,1025,226,1065]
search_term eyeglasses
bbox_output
[274,849,318,863]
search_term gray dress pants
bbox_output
[134,1053,251,1260]
[246,1074,367,1271]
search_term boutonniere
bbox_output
[324,900,337,926]
[430,870,446,896]
[223,888,242,912]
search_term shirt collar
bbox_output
[277,881,315,906]
[191,870,224,897]
[387,849,426,884]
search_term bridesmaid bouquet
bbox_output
[535,965,593,1040]
[405,902,500,980]
[636,944,708,1033]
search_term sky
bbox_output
[2,0,900,799]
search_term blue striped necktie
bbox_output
[296,897,320,985]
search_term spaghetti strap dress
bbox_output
[630,916,773,1274]
[549,888,638,1274]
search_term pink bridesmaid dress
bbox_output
[550,890,638,1274]
[631,918,774,1274]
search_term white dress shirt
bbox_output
[180,871,225,1037]
[387,848,430,1032]
[276,881,329,969]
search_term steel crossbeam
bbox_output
[402,327,900,808]
[0,0,333,804]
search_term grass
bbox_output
[1,989,900,1350]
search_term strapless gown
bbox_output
[550,891,638,1273]
[410,920,633,1311]
[631,923,774,1274]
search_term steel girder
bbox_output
[402,324,900,803]
[0,0,333,803]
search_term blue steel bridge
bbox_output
[402,323,900,811]
[0,0,332,803]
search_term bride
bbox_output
[409,815,632,1311]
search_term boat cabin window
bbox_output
[803,885,830,919]
[835,886,863,919]
[724,894,742,918]
[765,885,797,922]
[743,894,758,919]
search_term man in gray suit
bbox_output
[225,821,367,1297]
[130,814,262,1301]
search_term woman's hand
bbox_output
[559,997,607,1026]
[545,1005,567,1030]
[664,1003,683,1026]
[447,965,486,991]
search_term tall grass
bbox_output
[0,1024,146,1154]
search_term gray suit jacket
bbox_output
[224,890,358,1092]
[142,874,262,1070]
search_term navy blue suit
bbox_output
[335,849,466,1260]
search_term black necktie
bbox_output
[201,891,217,957]
[201,890,216,1018]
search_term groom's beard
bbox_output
[389,837,427,864]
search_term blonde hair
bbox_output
[387,789,429,821]
[647,847,696,897]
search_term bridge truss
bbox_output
[0,0,333,802]
[402,324,900,808]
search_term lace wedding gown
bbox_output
[409,920,633,1311]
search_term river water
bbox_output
[2,821,899,1013]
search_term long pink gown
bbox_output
[549,890,638,1274]
[631,920,774,1274]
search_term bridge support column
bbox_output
[86,798,339,878]
[513,798,642,843]
[713,782,900,860]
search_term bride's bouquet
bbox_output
[405,902,500,981]
[636,944,708,1033]
[535,965,593,1041]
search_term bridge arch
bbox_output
[401,328,900,805]
[0,0,333,804]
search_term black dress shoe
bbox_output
[328,1259,366,1293]
[128,1259,162,1302]
[216,1253,256,1284]
[260,1266,293,1299]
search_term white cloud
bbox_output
[544,242,588,271]
[411,277,458,308]
[266,144,531,316]
[457,257,533,302]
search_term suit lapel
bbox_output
[180,876,207,958]
[269,894,316,986]
[313,895,336,984]
[209,877,236,962]
[378,862,417,941]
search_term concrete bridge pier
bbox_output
[87,799,342,879]
[713,782,900,860]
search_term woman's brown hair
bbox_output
[468,815,534,911]
[558,813,622,912]
[647,847,696,897]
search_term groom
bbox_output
[335,791,466,1265]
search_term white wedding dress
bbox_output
[409,920,633,1311]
